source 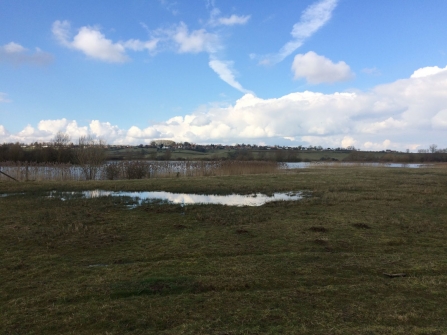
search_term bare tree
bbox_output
[429,144,438,153]
[52,132,71,147]
[76,135,107,180]
[52,132,72,162]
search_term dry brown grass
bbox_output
[2,167,447,333]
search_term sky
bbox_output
[1,0,447,151]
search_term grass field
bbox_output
[1,166,447,334]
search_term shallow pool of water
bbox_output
[46,190,303,207]
[284,162,431,169]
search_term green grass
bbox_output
[1,167,447,334]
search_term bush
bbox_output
[124,161,149,179]
[104,162,122,180]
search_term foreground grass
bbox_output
[1,167,447,334]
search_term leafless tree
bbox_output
[52,132,72,162]
[429,144,438,153]
[76,135,107,180]
[52,132,71,147]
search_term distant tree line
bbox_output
[0,133,107,178]
[1,137,446,164]
[0,142,75,163]
[344,145,447,163]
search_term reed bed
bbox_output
[0,160,283,182]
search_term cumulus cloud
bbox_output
[4,66,446,150]
[260,0,338,65]
[291,51,354,84]
[52,20,158,63]
[410,65,447,78]
[2,63,446,150]
[432,109,447,129]
[0,125,9,137]
[0,42,53,66]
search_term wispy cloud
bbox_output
[216,14,251,26]
[259,0,338,65]
[52,9,251,93]
[208,8,251,26]
[52,20,158,63]
[0,42,53,66]
[163,20,251,93]
[362,67,381,76]
[209,57,252,93]
[158,0,179,15]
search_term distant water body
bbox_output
[284,162,430,169]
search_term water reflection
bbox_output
[48,190,303,207]
[284,162,430,169]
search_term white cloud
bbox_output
[52,20,158,63]
[123,39,159,52]
[341,136,356,148]
[0,125,8,137]
[260,0,338,65]
[0,42,53,66]
[291,51,354,84]
[208,57,252,93]
[363,139,394,151]
[38,119,69,133]
[207,5,250,26]
[4,65,447,150]
[411,65,447,78]
[432,109,447,129]
[361,117,407,134]
[3,42,26,53]
[89,120,125,139]
[217,14,251,26]
[51,16,248,92]
[162,21,250,92]
[171,22,218,53]
[208,9,251,26]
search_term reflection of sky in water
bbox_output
[285,162,430,169]
[82,190,303,207]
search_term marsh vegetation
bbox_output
[0,160,282,182]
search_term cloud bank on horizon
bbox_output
[1,0,447,151]
[2,65,447,151]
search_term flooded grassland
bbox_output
[1,166,447,334]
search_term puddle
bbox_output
[47,190,304,207]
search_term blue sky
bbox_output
[1,0,447,150]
